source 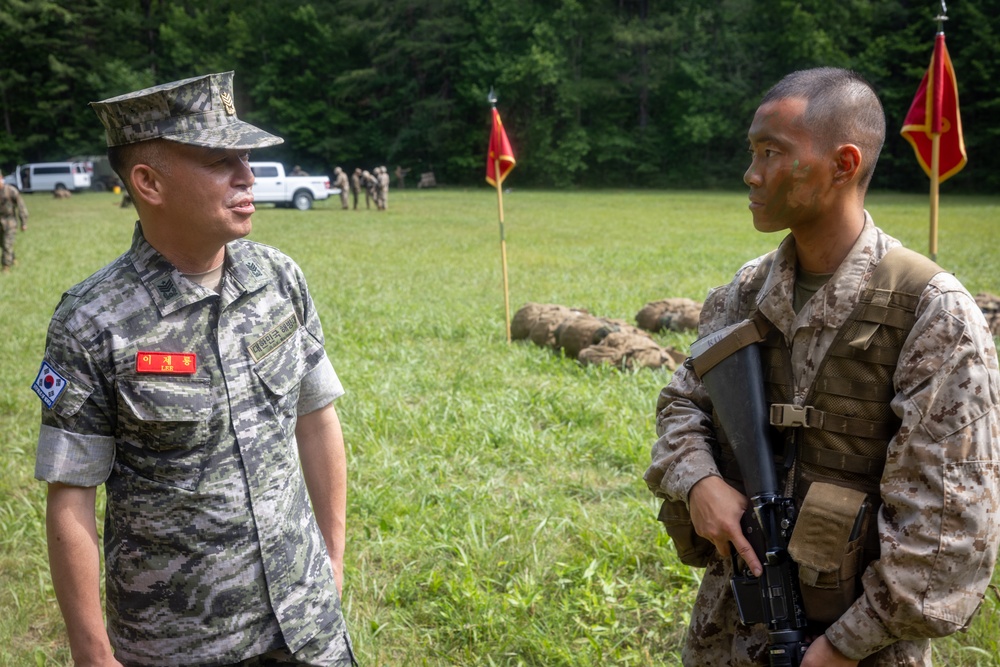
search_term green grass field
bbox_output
[1,188,998,666]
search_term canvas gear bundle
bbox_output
[554,313,615,359]
[511,302,684,370]
[511,303,571,342]
[528,305,584,348]
[635,297,702,333]
[578,331,683,371]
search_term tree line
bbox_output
[2,0,998,191]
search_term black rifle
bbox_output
[689,320,808,667]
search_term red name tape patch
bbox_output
[136,352,197,374]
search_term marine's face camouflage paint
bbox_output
[744,97,831,235]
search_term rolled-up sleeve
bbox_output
[34,318,116,487]
[297,355,344,416]
[827,275,1000,659]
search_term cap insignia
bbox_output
[221,91,236,116]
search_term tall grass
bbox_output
[1,188,998,666]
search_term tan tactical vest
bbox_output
[714,246,943,565]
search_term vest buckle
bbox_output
[770,403,813,428]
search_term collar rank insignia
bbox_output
[221,91,236,116]
[245,260,263,279]
[136,352,197,375]
[32,361,69,409]
[154,276,180,301]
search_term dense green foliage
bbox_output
[1,0,999,190]
[1,189,998,665]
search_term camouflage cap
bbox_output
[90,71,283,149]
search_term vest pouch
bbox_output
[787,482,870,624]
[658,498,715,568]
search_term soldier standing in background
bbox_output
[394,165,409,189]
[376,166,390,211]
[0,170,29,273]
[333,167,350,210]
[34,72,355,667]
[350,168,362,210]
[362,169,377,210]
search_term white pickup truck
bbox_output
[249,162,338,210]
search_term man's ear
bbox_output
[833,144,863,186]
[130,163,165,207]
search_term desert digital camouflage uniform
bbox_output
[350,168,362,210]
[376,166,389,210]
[0,176,29,269]
[644,215,1000,666]
[361,170,376,210]
[333,167,350,209]
[35,224,354,665]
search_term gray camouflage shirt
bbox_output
[645,214,1000,664]
[35,224,352,665]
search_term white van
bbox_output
[7,162,92,193]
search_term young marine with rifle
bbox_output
[644,68,1000,666]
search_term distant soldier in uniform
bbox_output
[333,167,350,210]
[0,169,29,272]
[376,165,390,211]
[645,68,1000,667]
[350,168,362,210]
[34,72,355,666]
[394,165,409,189]
[290,164,309,176]
[361,169,377,210]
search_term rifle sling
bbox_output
[689,316,772,379]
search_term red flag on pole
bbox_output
[486,108,516,186]
[901,33,967,182]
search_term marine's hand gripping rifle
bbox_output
[689,319,808,667]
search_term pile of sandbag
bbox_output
[635,297,702,333]
[510,302,686,371]
[975,293,1000,337]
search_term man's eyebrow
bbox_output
[747,133,783,146]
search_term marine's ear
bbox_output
[832,143,863,187]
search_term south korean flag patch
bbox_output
[32,361,69,409]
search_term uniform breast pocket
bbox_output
[117,377,215,490]
[252,327,312,425]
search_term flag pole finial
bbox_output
[487,87,497,109]
[935,0,948,33]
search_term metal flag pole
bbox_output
[929,0,948,262]
[488,87,513,343]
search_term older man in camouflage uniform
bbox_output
[644,68,1000,667]
[0,169,29,272]
[34,72,355,666]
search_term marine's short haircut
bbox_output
[107,139,171,202]
[761,67,885,191]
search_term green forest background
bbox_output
[2,0,998,191]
